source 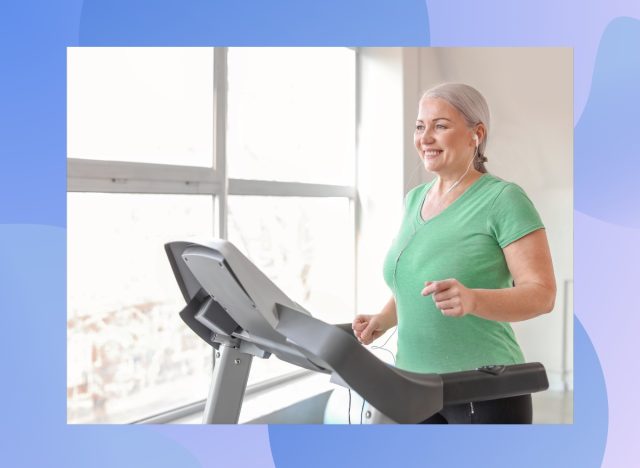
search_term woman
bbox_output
[352,83,556,424]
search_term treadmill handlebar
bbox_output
[275,303,443,423]
[441,363,549,405]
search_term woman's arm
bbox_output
[377,295,399,328]
[352,296,398,344]
[422,229,556,322]
[475,228,556,321]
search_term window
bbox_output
[67,193,214,423]
[227,47,355,184]
[67,47,357,423]
[227,196,355,324]
[68,48,214,167]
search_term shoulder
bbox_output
[480,173,517,193]
[480,175,531,207]
[483,175,543,244]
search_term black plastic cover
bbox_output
[440,362,549,405]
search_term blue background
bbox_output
[1,1,638,466]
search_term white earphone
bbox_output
[473,134,479,146]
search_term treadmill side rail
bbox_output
[441,363,549,405]
[275,303,444,424]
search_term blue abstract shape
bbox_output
[573,209,640,467]
[0,225,200,467]
[575,17,640,227]
[152,426,275,468]
[79,0,430,46]
[0,0,82,227]
[269,316,607,468]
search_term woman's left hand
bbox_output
[421,279,477,317]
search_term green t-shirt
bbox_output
[382,173,544,374]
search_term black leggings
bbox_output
[421,394,532,424]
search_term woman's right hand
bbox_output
[352,314,387,345]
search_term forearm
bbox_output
[472,283,556,322]
[378,296,398,329]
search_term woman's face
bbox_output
[414,97,477,175]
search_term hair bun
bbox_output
[474,152,488,173]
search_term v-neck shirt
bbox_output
[382,173,544,374]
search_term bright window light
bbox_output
[227,47,356,184]
[67,48,214,167]
[67,193,214,423]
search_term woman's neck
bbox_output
[433,167,482,197]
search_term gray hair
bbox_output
[421,83,491,173]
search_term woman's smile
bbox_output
[422,149,443,159]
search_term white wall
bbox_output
[358,48,573,390]
[356,48,407,316]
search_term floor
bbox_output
[532,389,573,424]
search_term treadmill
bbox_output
[165,239,549,424]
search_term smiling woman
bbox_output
[353,82,556,424]
[417,84,490,172]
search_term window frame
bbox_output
[67,46,360,423]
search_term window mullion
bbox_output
[214,47,228,239]
[228,179,356,198]
[67,158,217,183]
[67,177,220,195]
[67,158,220,195]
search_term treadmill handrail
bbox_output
[276,303,444,423]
